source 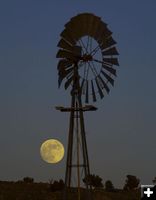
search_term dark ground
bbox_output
[0,181,140,200]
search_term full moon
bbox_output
[40,139,64,164]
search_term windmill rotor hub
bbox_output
[81,53,93,62]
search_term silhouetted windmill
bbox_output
[56,13,119,200]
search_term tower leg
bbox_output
[78,96,92,199]
[63,95,75,200]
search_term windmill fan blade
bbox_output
[66,14,89,40]
[102,47,119,56]
[60,29,76,45]
[95,23,112,45]
[85,80,89,103]
[101,70,114,86]
[59,66,73,75]
[59,67,73,80]
[73,15,86,36]
[95,77,104,99]
[100,36,116,50]
[94,21,107,39]
[58,77,63,88]
[75,14,90,37]
[58,71,72,87]
[64,75,73,90]
[73,46,82,57]
[98,75,110,94]
[91,80,96,102]
[58,71,73,88]
[56,49,77,60]
[65,19,83,41]
[85,14,97,36]
[57,59,73,70]
[85,14,101,37]
[67,13,102,39]
[99,29,112,45]
[82,80,87,95]
[80,79,85,95]
[102,64,116,76]
[57,38,73,52]
[103,58,119,66]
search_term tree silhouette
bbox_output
[105,180,114,192]
[153,177,156,185]
[123,175,140,190]
[23,177,34,183]
[83,174,103,188]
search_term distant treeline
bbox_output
[2,173,153,192]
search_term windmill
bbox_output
[56,13,119,200]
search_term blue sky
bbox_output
[0,0,156,188]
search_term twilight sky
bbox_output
[0,0,156,188]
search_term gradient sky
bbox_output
[0,0,156,188]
